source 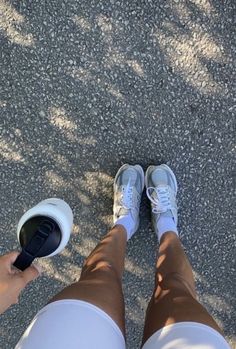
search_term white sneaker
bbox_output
[113,164,144,239]
[145,164,178,235]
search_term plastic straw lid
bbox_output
[13,216,61,271]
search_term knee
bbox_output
[157,271,184,289]
[156,271,196,299]
[87,260,113,273]
[81,259,120,281]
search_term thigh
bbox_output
[143,277,223,345]
[142,322,230,349]
[16,300,126,349]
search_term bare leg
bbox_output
[50,225,127,336]
[143,232,222,345]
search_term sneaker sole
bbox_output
[145,164,178,194]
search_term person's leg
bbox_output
[142,231,222,344]
[50,225,127,334]
[49,164,144,337]
[143,164,223,345]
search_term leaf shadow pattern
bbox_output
[0,0,235,348]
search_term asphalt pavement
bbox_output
[0,0,235,348]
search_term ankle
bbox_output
[160,231,180,244]
[111,224,128,240]
[157,216,178,242]
[113,214,136,240]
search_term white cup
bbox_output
[17,198,73,257]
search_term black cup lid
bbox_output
[13,215,62,271]
[19,215,62,257]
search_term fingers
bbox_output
[20,265,40,286]
[1,251,20,263]
[0,251,20,272]
[12,264,41,304]
[0,253,41,313]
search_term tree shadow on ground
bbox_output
[0,0,235,348]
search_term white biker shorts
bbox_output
[16,299,230,349]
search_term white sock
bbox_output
[114,213,135,240]
[157,216,178,242]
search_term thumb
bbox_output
[20,265,40,286]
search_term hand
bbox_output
[0,251,40,314]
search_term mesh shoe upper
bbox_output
[113,165,144,223]
[145,165,178,231]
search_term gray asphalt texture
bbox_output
[0,0,235,348]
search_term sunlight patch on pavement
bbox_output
[78,171,113,199]
[72,15,92,31]
[49,106,77,131]
[68,66,125,100]
[0,0,35,46]
[48,106,78,142]
[126,60,145,77]
[190,0,217,18]
[97,14,113,33]
[76,190,91,205]
[38,257,81,284]
[73,237,97,257]
[0,138,25,163]
[99,214,112,226]
[44,170,69,190]
[201,294,232,314]
[152,1,227,95]
[125,258,146,277]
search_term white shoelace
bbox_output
[146,186,172,214]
